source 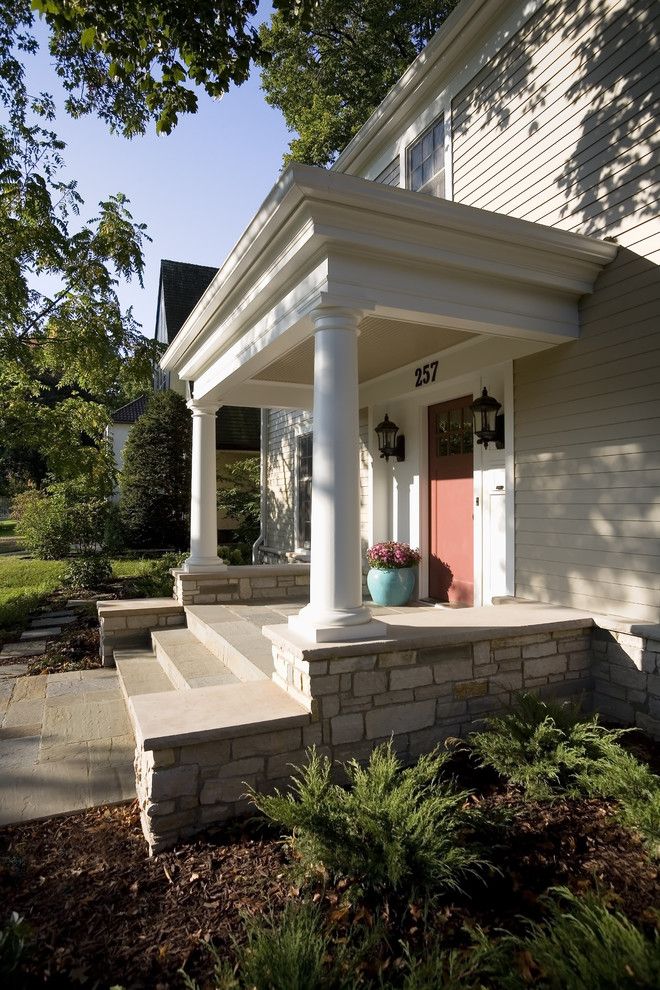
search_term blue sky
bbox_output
[26,7,292,338]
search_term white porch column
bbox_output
[289,308,386,643]
[183,399,226,573]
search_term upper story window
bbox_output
[407,118,445,198]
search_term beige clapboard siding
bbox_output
[451,0,660,621]
[452,0,659,238]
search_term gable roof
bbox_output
[158,259,218,344]
[111,394,149,424]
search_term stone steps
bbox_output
[151,629,240,690]
[185,605,275,682]
[114,649,177,705]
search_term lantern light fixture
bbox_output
[470,387,505,449]
[375,413,405,462]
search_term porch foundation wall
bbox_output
[270,626,594,756]
[135,621,595,853]
[172,564,310,606]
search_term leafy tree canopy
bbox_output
[260,1,459,167]
[32,0,316,137]
[0,1,161,485]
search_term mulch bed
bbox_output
[25,612,102,676]
[1,784,658,989]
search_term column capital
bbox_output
[309,306,362,334]
[187,399,220,416]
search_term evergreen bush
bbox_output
[249,742,487,897]
[119,392,192,549]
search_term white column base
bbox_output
[182,557,228,573]
[288,603,387,643]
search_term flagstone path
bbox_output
[0,604,135,825]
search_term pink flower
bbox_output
[366,541,421,570]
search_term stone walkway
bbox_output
[0,604,135,826]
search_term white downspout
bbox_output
[252,407,269,564]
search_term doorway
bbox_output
[428,397,474,604]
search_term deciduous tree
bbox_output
[260,1,459,167]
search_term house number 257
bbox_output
[414,360,438,387]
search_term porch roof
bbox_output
[161,166,617,406]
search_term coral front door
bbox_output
[428,397,474,604]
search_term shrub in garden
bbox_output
[119,391,191,549]
[398,888,660,990]
[121,551,187,598]
[513,887,660,990]
[249,742,487,896]
[13,477,114,560]
[12,488,71,558]
[470,693,627,799]
[61,554,112,591]
[470,693,660,854]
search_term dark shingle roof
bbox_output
[216,407,260,451]
[112,395,149,424]
[159,259,218,343]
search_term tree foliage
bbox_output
[0,1,161,484]
[217,455,260,547]
[260,1,459,167]
[32,0,317,137]
[119,391,192,550]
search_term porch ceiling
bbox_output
[253,317,475,386]
[160,165,618,403]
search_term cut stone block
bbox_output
[21,627,60,640]
[129,680,310,750]
[31,615,76,628]
[1,641,48,658]
[115,649,176,702]
[152,629,240,690]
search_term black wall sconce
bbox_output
[470,388,505,449]
[375,413,405,462]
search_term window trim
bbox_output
[405,114,446,198]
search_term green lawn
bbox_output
[0,554,158,636]
[0,555,65,633]
[0,519,16,536]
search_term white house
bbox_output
[103,0,660,851]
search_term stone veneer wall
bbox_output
[136,623,593,852]
[592,623,660,739]
[173,564,310,606]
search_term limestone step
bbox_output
[151,628,240,690]
[129,679,310,750]
[114,649,177,706]
[184,605,275,682]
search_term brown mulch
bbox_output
[26,613,102,676]
[1,788,658,990]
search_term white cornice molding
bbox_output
[161,166,617,388]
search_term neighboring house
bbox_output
[109,259,261,536]
[160,0,658,632]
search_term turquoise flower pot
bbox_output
[367,566,416,606]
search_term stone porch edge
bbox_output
[261,614,595,661]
